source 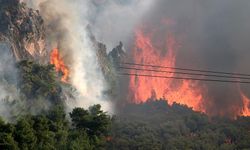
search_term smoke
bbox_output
[0,42,56,121]
[24,0,154,51]
[24,0,250,117]
[0,42,19,121]
[132,0,250,117]
[23,0,155,113]
[26,0,113,112]
[90,0,154,50]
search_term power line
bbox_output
[120,62,250,77]
[118,73,250,84]
[119,66,250,80]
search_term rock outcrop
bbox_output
[96,39,127,102]
[0,0,47,62]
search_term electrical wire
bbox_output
[118,66,250,80]
[120,62,250,77]
[118,73,250,84]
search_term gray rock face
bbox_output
[0,0,47,62]
[95,40,127,104]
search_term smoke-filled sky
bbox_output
[25,0,115,112]
[109,0,250,116]
[141,0,250,116]
[22,0,155,113]
[23,0,250,116]
[90,0,250,117]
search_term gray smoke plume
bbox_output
[24,0,250,117]
[90,0,154,50]
[24,0,153,51]
[23,0,154,113]
[135,0,250,117]
[25,0,110,112]
[0,42,20,121]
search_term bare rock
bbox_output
[0,0,47,62]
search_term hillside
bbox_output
[0,0,250,150]
[0,61,111,149]
[108,100,250,150]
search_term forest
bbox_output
[0,61,249,150]
[109,101,250,150]
[0,61,111,150]
[1,0,250,149]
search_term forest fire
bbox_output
[240,92,250,116]
[50,48,69,82]
[128,26,206,112]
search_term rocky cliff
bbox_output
[0,0,47,62]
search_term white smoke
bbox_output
[69,23,113,112]
[26,0,110,112]
[23,0,154,113]
[0,43,19,121]
[90,0,154,51]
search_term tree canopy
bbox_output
[0,61,249,150]
[0,105,111,150]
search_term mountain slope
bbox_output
[0,0,47,62]
[108,100,250,150]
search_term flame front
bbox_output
[240,92,250,116]
[50,48,69,82]
[128,26,205,112]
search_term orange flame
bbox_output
[128,26,205,112]
[240,92,250,116]
[50,48,69,82]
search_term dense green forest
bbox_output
[0,61,250,150]
[108,101,250,150]
[0,104,111,150]
[0,60,111,149]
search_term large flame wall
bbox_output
[128,22,250,117]
[128,25,205,113]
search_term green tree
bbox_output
[70,105,111,149]
[0,117,18,150]
[32,115,55,150]
[47,105,69,149]
[14,117,36,150]
[67,129,92,150]
[17,60,60,103]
